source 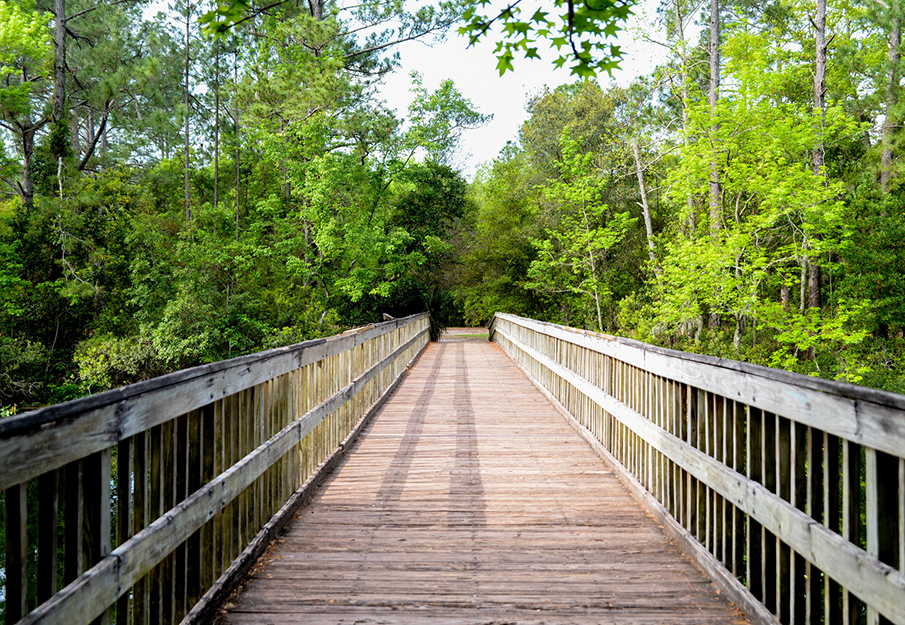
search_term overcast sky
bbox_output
[378,0,671,178]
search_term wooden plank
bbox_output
[115,439,132,625]
[148,425,162,625]
[221,340,751,625]
[825,433,842,625]
[83,448,111,625]
[200,403,215,594]
[5,481,29,622]
[494,326,905,625]
[38,469,59,604]
[132,431,149,625]
[747,407,763,601]
[791,422,808,625]
[63,460,84,585]
[777,416,791,623]
[807,427,823,625]
[186,409,203,609]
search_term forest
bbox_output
[2,0,905,417]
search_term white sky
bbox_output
[378,0,671,178]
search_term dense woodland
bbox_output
[2,0,905,416]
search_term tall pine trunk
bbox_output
[674,0,695,234]
[809,0,827,310]
[19,121,36,209]
[184,1,192,221]
[235,50,241,242]
[214,40,220,210]
[708,0,721,331]
[53,0,66,122]
[708,0,720,238]
[882,15,901,194]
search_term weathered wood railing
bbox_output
[490,312,905,625]
[0,313,430,625]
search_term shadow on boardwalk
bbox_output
[217,340,750,624]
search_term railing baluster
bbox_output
[84,448,112,625]
[38,469,59,605]
[5,481,29,623]
[64,459,84,586]
[116,438,132,625]
[161,419,175,625]
[133,431,149,625]
[807,426,824,624]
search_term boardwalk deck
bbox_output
[217,336,750,624]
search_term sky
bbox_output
[378,0,669,178]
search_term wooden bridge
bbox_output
[2,313,904,625]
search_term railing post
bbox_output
[83,448,111,625]
[116,438,133,625]
[38,469,60,604]
[5,481,29,623]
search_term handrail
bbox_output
[1,313,430,625]
[490,312,905,625]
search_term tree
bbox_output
[526,130,635,330]
[0,0,52,209]
[402,72,491,165]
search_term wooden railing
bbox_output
[0,313,430,625]
[490,313,905,625]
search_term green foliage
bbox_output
[404,72,492,164]
[459,0,636,76]
[0,0,51,83]
[525,130,635,330]
[73,333,163,393]
[6,0,905,415]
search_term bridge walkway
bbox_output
[217,334,749,624]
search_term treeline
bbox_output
[0,0,483,412]
[458,0,905,393]
[4,0,905,413]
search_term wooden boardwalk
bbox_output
[218,336,749,624]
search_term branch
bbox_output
[343,26,452,59]
[78,107,109,170]
[225,1,288,30]
[464,0,526,46]
[66,0,137,23]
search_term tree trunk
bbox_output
[632,141,657,266]
[214,40,220,210]
[708,0,720,238]
[882,15,900,194]
[809,0,827,310]
[184,1,192,221]
[53,0,66,122]
[71,113,80,156]
[78,109,107,171]
[87,110,95,149]
[19,124,36,209]
[309,0,323,20]
[235,51,241,242]
[674,0,695,235]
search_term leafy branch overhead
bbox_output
[458,0,636,77]
[199,0,635,77]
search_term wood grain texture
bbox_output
[494,321,905,625]
[218,340,750,625]
[490,313,905,459]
